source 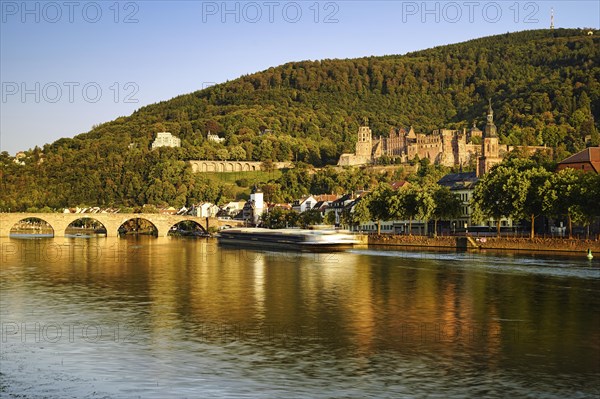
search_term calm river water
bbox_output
[1,237,599,398]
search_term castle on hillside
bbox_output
[337,102,506,175]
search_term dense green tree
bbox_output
[520,167,553,238]
[216,149,230,161]
[472,165,527,236]
[261,160,276,173]
[324,211,337,225]
[395,185,421,235]
[367,184,393,234]
[431,185,462,237]
[261,208,291,229]
[542,168,600,238]
[415,185,436,235]
[298,209,323,228]
[577,173,600,238]
[229,146,247,161]
[497,156,554,238]
[345,196,371,230]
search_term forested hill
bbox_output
[2,29,599,210]
[90,28,599,155]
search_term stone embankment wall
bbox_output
[366,235,600,253]
[477,237,600,252]
[367,235,458,248]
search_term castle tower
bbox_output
[439,129,455,167]
[355,125,373,159]
[456,130,468,166]
[477,100,502,177]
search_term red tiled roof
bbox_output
[313,194,340,202]
[390,181,410,190]
[558,147,600,173]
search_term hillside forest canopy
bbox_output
[1,29,598,211]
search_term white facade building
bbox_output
[292,195,317,213]
[222,201,246,217]
[207,132,225,143]
[193,202,220,218]
[251,187,264,217]
[152,132,181,149]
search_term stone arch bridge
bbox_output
[0,213,242,238]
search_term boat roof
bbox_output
[224,228,349,235]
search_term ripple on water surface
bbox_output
[1,238,599,398]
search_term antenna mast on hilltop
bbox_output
[550,8,555,29]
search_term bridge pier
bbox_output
[0,214,12,238]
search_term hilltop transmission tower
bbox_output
[550,8,555,29]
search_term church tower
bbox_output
[477,100,502,177]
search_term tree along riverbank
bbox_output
[363,235,600,254]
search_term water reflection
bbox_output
[1,237,599,397]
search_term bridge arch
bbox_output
[9,217,55,237]
[65,217,107,237]
[167,220,208,237]
[118,217,158,237]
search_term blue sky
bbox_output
[1,0,598,154]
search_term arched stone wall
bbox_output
[188,160,291,173]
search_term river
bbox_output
[1,237,599,398]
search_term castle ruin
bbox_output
[338,103,504,173]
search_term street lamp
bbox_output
[464,222,468,235]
